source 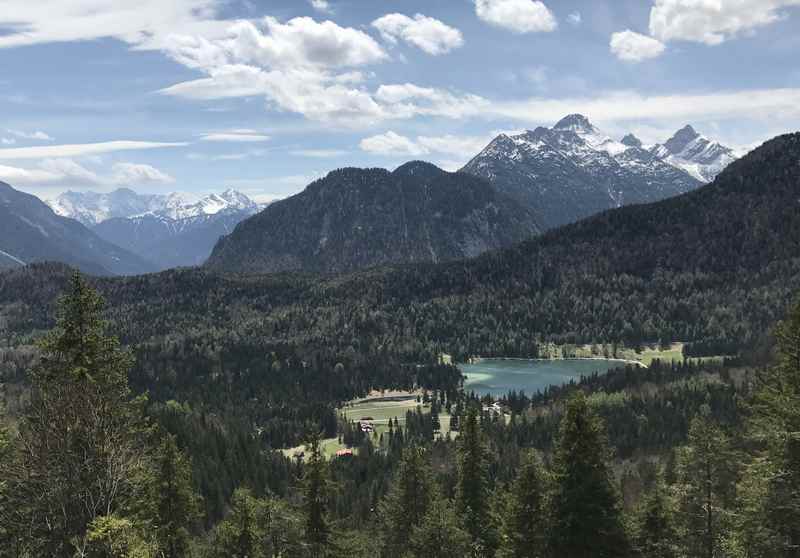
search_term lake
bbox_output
[460,358,631,397]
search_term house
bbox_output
[336,448,354,458]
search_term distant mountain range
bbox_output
[50,188,262,270]
[1,115,741,276]
[462,115,736,229]
[0,181,154,275]
[206,161,541,274]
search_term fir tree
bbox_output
[378,446,437,558]
[303,433,331,557]
[456,406,498,556]
[631,472,678,558]
[403,497,472,558]
[0,272,151,557]
[152,434,201,558]
[500,449,548,558]
[751,299,800,554]
[549,393,629,558]
[209,487,263,558]
[675,414,737,558]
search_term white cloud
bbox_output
[201,129,271,142]
[110,162,175,185]
[372,13,464,55]
[360,132,490,161]
[290,149,349,158]
[649,0,800,45]
[7,129,54,141]
[567,12,582,26]
[489,87,800,127]
[360,131,427,156]
[309,0,333,14]
[610,30,666,62]
[0,159,173,189]
[0,0,223,49]
[374,83,488,119]
[0,141,187,160]
[1,138,15,146]
[475,0,557,33]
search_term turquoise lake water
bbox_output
[459,358,629,397]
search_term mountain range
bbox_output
[0,181,154,275]
[206,161,541,274]
[461,115,735,229]
[50,188,261,270]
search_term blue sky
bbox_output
[1,0,799,203]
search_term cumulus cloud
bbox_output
[201,129,271,142]
[610,30,666,62]
[372,13,464,55]
[0,140,187,160]
[474,0,557,33]
[649,0,800,45]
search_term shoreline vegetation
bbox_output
[464,355,648,369]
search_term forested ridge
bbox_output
[1,133,800,556]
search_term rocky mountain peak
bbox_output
[553,114,596,133]
[621,134,643,148]
[664,125,701,154]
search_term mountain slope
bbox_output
[206,162,542,274]
[461,114,704,229]
[94,209,256,270]
[650,125,738,182]
[0,181,156,275]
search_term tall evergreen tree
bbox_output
[631,472,678,558]
[403,497,472,558]
[549,393,629,558]
[378,446,437,558]
[152,434,201,558]
[456,406,498,556]
[751,298,800,555]
[0,272,151,557]
[500,449,548,558]
[208,487,263,558]
[303,433,331,558]
[676,414,737,558]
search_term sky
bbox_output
[1,0,799,203]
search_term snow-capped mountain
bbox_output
[46,188,262,270]
[650,125,737,182]
[49,188,259,226]
[461,114,704,230]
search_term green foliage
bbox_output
[302,434,331,557]
[499,449,548,558]
[630,473,678,558]
[84,515,157,558]
[549,393,629,558]
[0,272,152,557]
[152,434,201,558]
[378,446,437,558]
[675,415,738,558]
[403,497,473,558]
[456,406,499,556]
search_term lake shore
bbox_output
[465,356,648,369]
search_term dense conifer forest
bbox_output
[1,134,800,555]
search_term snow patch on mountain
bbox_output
[650,125,737,182]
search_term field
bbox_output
[283,390,452,461]
[538,342,729,367]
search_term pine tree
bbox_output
[403,497,472,558]
[750,299,800,554]
[675,414,737,558]
[456,406,498,556]
[378,446,437,558]
[0,272,151,557]
[500,449,548,558]
[549,393,629,558]
[303,433,331,558]
[631,473,678,558]
[209,487,263,558]
[152,434,200,558]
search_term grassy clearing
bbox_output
[540,342,729,367]
[282,391,452,461]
